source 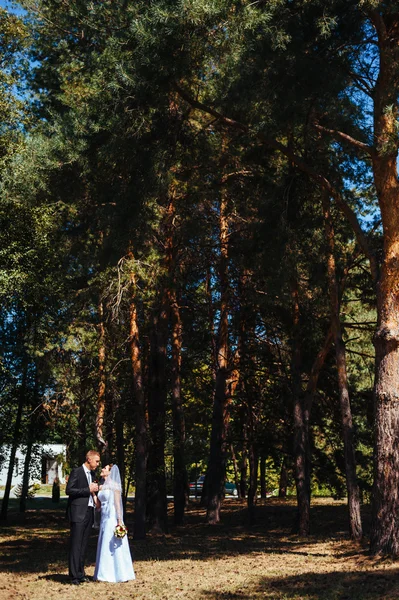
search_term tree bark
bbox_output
[240,425,248,500]
[260,454,266,499]
[171,288,188,524]
[77,381,87,464]
[115,401,125,510]
[278,456,288,498]
[291,279,310,536]
[146,292,170,533]
[206,266,218,381]
[248,440,258,526]
[206,186,231,524]
[129,267,148,541]
[19,436,34,513]
[0,354,29,522]
[369,9,399,555]
[230,443,241,499]
[20,362,39,513]
[322,191,362,541]
[96,300,108,457]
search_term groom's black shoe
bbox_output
[79,576,90,583]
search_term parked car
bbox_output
[224,481,238,496]
[189,475,205,496]
[189,475,238,497]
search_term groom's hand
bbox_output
[89,482,99,493]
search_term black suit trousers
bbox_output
[68,505,94,582]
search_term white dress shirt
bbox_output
[82,464,94,507]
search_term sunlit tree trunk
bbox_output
[115,400,125,509]
[206,187,232,524]
[369,9,399,555]
[96,299,108,459]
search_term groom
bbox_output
[66,450,100,585]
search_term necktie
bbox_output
[86,470,94,507]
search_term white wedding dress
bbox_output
[93,470,135,583]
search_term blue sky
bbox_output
[0,1,25,15]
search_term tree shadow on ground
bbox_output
[37,574,71,584]
[0,499,372,573]
[198,567,399,600]
[133,500,372,563]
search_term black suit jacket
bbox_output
[66,466,93,523]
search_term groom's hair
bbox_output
[86,449,100,460]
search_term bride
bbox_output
[93,464,135,583]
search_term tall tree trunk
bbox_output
[20,363,40,513]
[278,456,288,498]
[0,355,29,522]
[322,192,362,541]
[20,436,34,514]
[77,384,87,464]
[206,266,218,381]
[146,195,179,533]
[206,187,231,524]
[230,443,241,499]
[291,279,310,536]
[247,440,258,526]
[206,368,230,524]
[240,424,248,500]
[115,402,125,509]
[369,10,399,556]
[129,267,148,541]
[146,292,170,533]
[171,288,188,524]
[247,381,259,524]
[302,328,333,508]
[260,454,266,499]
[96,300,108,458]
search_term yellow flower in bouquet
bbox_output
[114,523,128,538]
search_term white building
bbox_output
[0,443,66,487]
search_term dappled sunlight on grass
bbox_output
[1,497,399,599]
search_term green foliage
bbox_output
[13,481,41,499]
[0,0,382,516]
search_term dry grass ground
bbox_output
[1,497,399,600]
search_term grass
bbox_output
[1,497,399,600]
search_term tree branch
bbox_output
[174,84,379,284]
[367,9,388,45]
[313,123,374,156]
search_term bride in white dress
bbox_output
[93,464,135,583]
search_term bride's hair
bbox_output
[101,464,123,521]
[102,465,121,490]
[99,463,114,485]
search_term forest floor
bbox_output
[1,497,399,600]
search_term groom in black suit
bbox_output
[66,450,100,585]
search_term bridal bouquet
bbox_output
[114,523,128,538]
